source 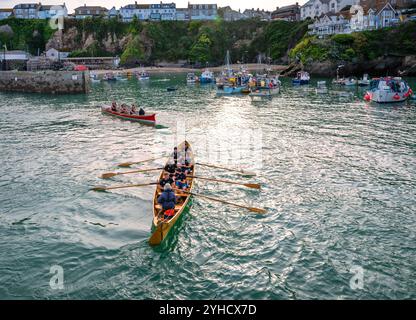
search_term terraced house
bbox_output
[74,4,108,19]
[13,3,40,19]
[0,8,13,20]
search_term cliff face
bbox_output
[46,27,132,55]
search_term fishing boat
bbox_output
[358,74,370,86]
[364,77,412,103]
[249,88,272,100]
[167,86,177,92]
[216,85,246,95]
[103,72,116,81]
[136,70,150,80]
[90,73,101,83]
[101,106,156,124]
[292,71,310,85]
[149,141,195,245]
[344,77,357,86]
[186,73,198,84]
[199,69,214,83]
[115,72,128,81]
[316,81,328,94]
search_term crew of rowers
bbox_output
[111,101,145,115]
[157,146,193,221]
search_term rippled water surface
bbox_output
[1,74,415,299]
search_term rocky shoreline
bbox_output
[302,55,416,78]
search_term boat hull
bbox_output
[292,79,309,85]
[366,91,408,103]
[149,141,194,246]
[101,106,156,124]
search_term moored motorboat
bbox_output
[216,85,246,95]
[364,77,412,103]
[358,74,370,86]
[249,88,272,100]
[149,141,194,245]
[186,72,198,84]
[101,106,156,124]
[136,70,150,80]
[344,77,357,86]
[199,69,214,83]
[103,73,116,81]
[292,71,310,85]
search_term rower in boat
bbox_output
[111,101,117,112]
[159,172,174,188]
[173,147,178,165]
[130,104,137,115]
[175,177,189,191]
[139,107,145,116]
[164,159,176,174]
[157,183,177,221]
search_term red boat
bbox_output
[101,106,156,125]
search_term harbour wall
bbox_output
[0,70,90,94]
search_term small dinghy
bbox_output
[167,87,177,92]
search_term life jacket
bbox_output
[164,209,175,217]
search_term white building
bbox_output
[0,50,30,61]
[120,2,176,21]
[188,3,218,20]
[308,13,351,35]
[45,48,70,60]
[0,8,13,20]
[176,8,190,20]
[108,6,119,19]
[13,3,40,19]
[301,0,358,20]
[37,4,68,19]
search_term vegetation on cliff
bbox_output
[0,17,308,66]
[289,21,416,64]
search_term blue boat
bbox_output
[216,85,245,95]
[292,71,310,85]
[200,69,214,83]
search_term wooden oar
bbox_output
[196,162,256,177]
[184,191,267,214]
[118,156,166,168]
[91,182,158,192]
[188,175,261,189]
[101,167,163,179]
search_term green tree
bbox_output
[189,33,212,64]
[120,35,144,65]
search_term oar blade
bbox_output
[240,171,257,177]
[91,186,108,192]
[249,207,267,214]
[118,162,133,168]
[244,183,261,189]
[101,172,117,179]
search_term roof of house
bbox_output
[0,8,13,12]
[74,6,108,11]
[13,3,40,9]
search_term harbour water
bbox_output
[0,74,415,299]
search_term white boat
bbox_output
[292,71,310,85]
[249,88,272,100]
[186,72,198,84]
[358,74,370,86]
[115,72,128,81]
[364,77,412,103]
[90,73,100,83]
[103,72,116,81]
[136,70,150,80]
[344,77,357,86]
[316,81,328,94]
[199,69,214,83]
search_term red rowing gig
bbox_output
[101,106,156,124]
